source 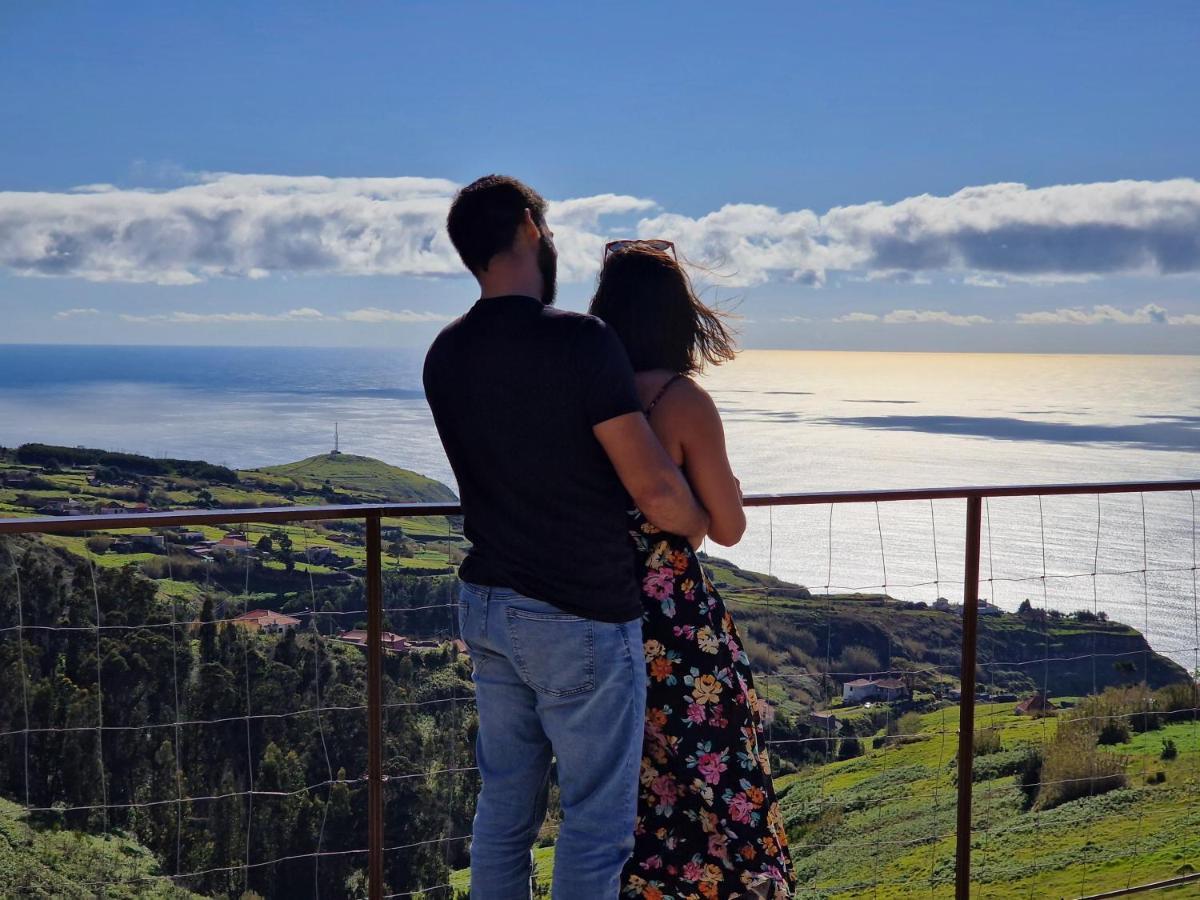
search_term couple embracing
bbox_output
[424,175,796,899]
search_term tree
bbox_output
[837,736,862,760]
[256,536,273,554]
[199,597,218,663]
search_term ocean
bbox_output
[2,344,1198,670]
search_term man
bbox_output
[424,175,709,898]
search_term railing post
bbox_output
[366,513,385,900]
[955,495,983,900]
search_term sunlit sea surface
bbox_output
[2,345,1197,671]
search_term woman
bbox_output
[590,242,796,899]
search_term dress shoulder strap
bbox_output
[643,373,685,416]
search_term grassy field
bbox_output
[447,704,1200,898]
[0,798,199,899]
[1,452,466,608]
[780,704,1199,898]
[254,452,457,503]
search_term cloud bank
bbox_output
[821,304,1198,327]
[2,173,1199,286]
[52,307,100,320]
[1015,303,1200,326]
[118,307,452,325]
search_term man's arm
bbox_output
[594,412,710,545]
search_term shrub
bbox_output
[85,535,115,555]
[1033,722,1127,811]
[975,727,1003,756]
[970,745,1040,784]
[838,737,863,760]
[895,712,924,736]
[1074,686,1162,737]
[1015,747,1044,810]
[1161,739,1178,761]
[838,644,881,676]
[1157,682,1199,716]
[1097,718,1131,746]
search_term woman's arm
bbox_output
[674,381,746,547]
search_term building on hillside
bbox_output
[810,710,843,733]
[303,546,335,564]
[335,629,411,653]
[842,676,910,704]
[977,599,1003,616]
[95,504,128,515]
[129,533,166,551]
[212,536,253,557]
[233,609,302,634]
[1015,693,1057,716]
[38,498,88,516]
[171,530,207,544]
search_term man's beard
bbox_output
[538,232,558,306]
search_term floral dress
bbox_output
[621,510,796,899]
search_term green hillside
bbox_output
[773,701,1200,898]
[0,797,199,899]
[451,701,1200,898]
[253,453,457,503]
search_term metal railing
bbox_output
[2,477,1198,899]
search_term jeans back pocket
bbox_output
[505,607,595,697]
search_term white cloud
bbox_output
[963,274,1006,288]
[1016,303,1200,326]
[117,306,450,325]
[3,174,1199,287]
[341,307,453,323]
[832,309,993,326]
[53,307,100,320]
[642,178,1200,287]
[881,309,993,326]
[120,307,328,324]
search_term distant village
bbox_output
[5,461,466,660]
[229,607,468,659]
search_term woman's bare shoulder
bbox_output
[657,375,720,423]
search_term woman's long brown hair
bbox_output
[588,246,737,374]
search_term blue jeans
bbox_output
[457,582,646,900]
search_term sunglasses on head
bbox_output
[603,239,676,261]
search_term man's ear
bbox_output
[522,208,542,243]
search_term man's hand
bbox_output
[593,412,709,540]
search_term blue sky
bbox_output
[2,1,1199,351]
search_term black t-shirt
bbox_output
[423,294,643,622]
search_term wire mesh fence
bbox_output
[733,488,1199,899]
[0,482,1197,898]
[0,510,475,899]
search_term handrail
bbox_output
[2,478,1197,535]
[2,476,1198,899]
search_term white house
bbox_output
[842,677,910,704]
